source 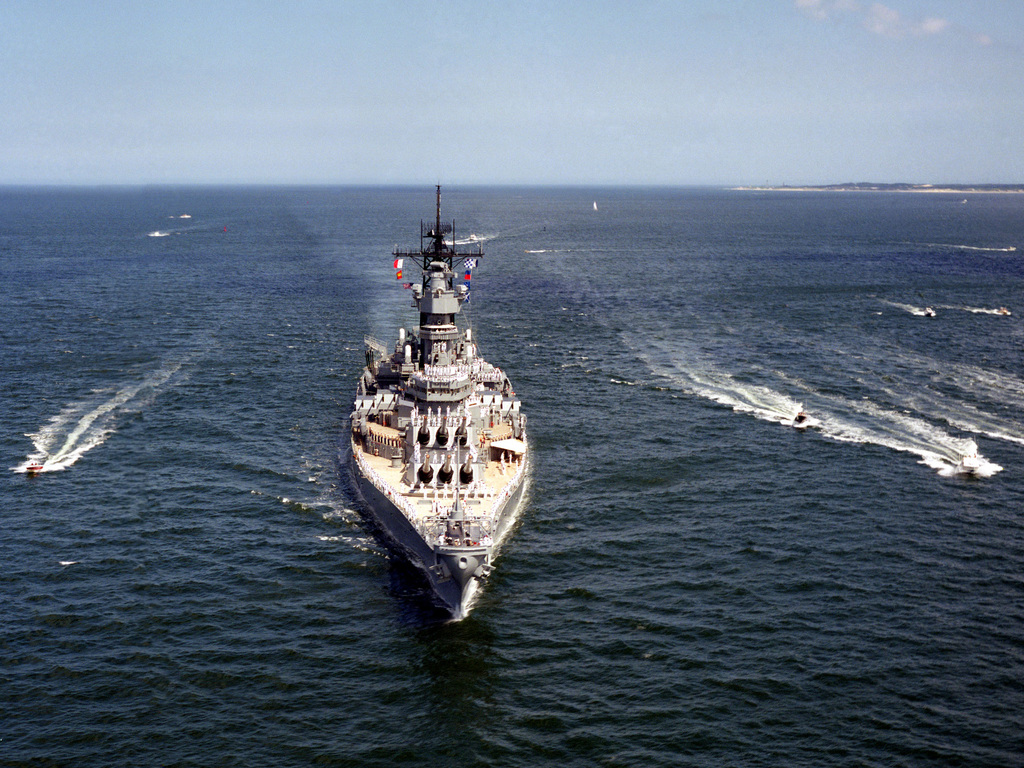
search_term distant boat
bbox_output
[923,307,936,317]
[593,201,598,211]
[25,460,44,475]
[996,306,1012,316]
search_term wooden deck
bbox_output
[354,442,524,521]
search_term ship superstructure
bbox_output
[350,187,528,618]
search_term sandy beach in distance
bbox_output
[734,184,1024,193]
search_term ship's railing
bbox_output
[422,363,471,382]
[353,448,420,522]
[364,335,389,357]
[417,515,494,546]
[485,444,528,519]
[407,481,497,500]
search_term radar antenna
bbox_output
[393,185,482,285]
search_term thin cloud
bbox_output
[795,0,986,44]
[794,0,861,22]
[864,3,948,38]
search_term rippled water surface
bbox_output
[3,186,1024,766]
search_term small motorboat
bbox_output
[954,452,983,477]
[791,411,820,430]
[996,306,1012,316]
[923,307,937,317]
[25,461,45,475]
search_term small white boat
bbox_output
[954,452,983,476]
[790,411,820,430]
[996,306,1011,316]
[923,307,936,317]
[25,461,44,475]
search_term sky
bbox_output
[2,0,1022,186]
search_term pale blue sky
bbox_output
[2,0,1021,185]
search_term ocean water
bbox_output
[2,186,1023,766]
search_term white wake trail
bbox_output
[16,362,183,474]
[782,378,1003,477]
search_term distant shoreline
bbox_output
[734,183,1024,194]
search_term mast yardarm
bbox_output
[393,184,482,286]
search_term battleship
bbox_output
[350,187,529,619]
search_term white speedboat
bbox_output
[790,411,820,430]
[954,452,983,476]
[923,307,936,317]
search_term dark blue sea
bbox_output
[3,186,1023,767]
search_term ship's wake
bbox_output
[14,360,185,474]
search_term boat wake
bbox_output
[14,360,185,474]
[834,350,1024,448]
[890,386,1024,446]
[935,304,1013,316]
[455,233,496,246]
[880,300,936,317]
[925,243,1017,253]
[636,337,1006,477]
[146,217,220,238]
[636,347,804,427]
[686,369,804,426]
[786,384,1003,477]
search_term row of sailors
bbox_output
[420,362,503,384]
[354,451,420,520]
[410,481,496,498]
[411,404,466,429]
[497,453,522,475]
[437,532,494,548]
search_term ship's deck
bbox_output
[353,442,525,524]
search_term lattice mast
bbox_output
[392,185,482,285]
